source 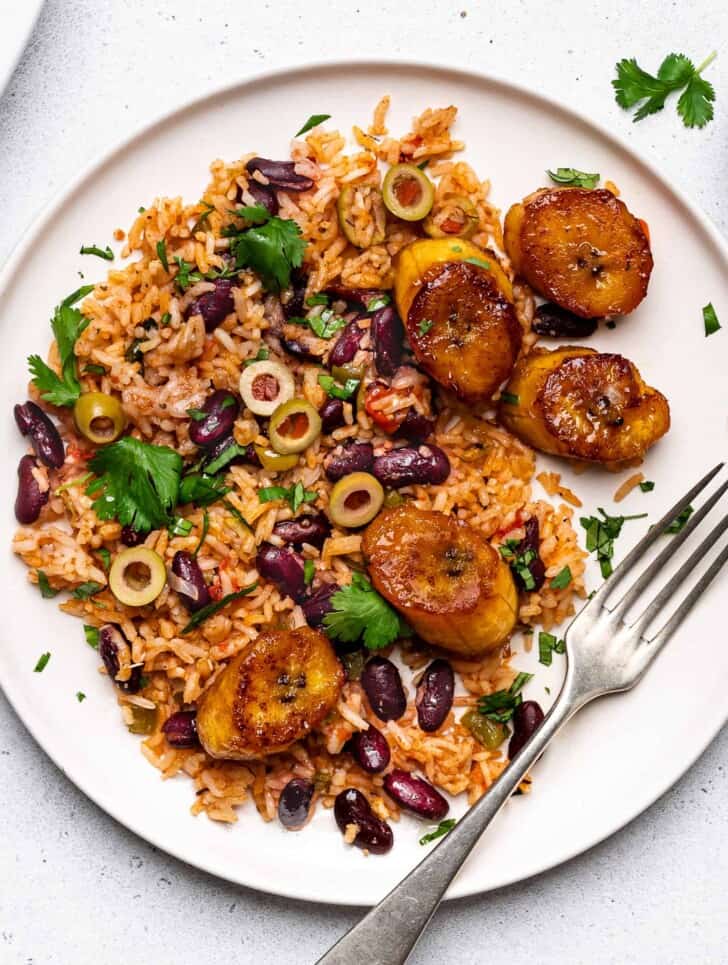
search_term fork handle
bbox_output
[316,690,581,965]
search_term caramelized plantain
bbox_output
[197,627,344,761]
[362,505,518,657]
[394,238,521,402]
[504,187,653,318]
[498,346,670,466]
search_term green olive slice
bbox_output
[460,709,508,749]
[337,184,387,248]
[73,392,126,445]
[109,546,167,607]
[268,399,322,455]
[331,363,364,384]
[254,444,299,472]
[423,195,480,239]
[239,360,295,416]
[382,164,435,221]
[328,472,384,528]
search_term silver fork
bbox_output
[316,463,728,965]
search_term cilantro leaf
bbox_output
[178,472,230,507]
[34,652,51,672]
[538,631,566,666]
[419,819,456,846]
[79,244,114,261]
[231,204,271,225]
[76,691,87,702]
[318,374,359,400]
[84,625,100,649]
[613,51,717,128]
[323,572,409,651]
[293,309,346,339]
[73,581,104,600]
[366,293,391,312]
[295,113,331,137]
[37,570,60,598]
[549,566,572,590]
[193,511,209,557]
[580,508,647,578]
[86,437,183,532]
[181,583,258,634]
[464,256,491,270]
[665,505,693,534]
[639,480,655,492]
[244,347,270,367]
[28,296,91,407]
[417,318,433,336]
[156,240,169,272]
[547,168,600,188]
[703,302,721,337]
[231,216,307,292]
[258,482,318,514]
[477,672,533,722]
[303,559,315,585]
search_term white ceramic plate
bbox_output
[0,2,44,96]
[1,62,727,907]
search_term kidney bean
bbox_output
[301,582,338,628]
[415,659,454,733]
[350,726,391,774]
[170,551,211,612]
[371,444,450,489]
[532,302,599,338]
[282,270,308,320]
[508,700,545,759]
[99,625,142,694]
[120,524,145,547]
[15,455,48,524]
[383,770,449,821]
[245,181,279,216]
[506,517,546,592]
[188,390,240,447]
[185,278,235,332]
[256,542,306,602]
[329,319,365,367]
[371,307,403,377]
[246,157,314,192]
[278,778,315,830]
[280,333,327,363]
[324,440,374,482]
[203,435,260,470]
[319,397,345,433]
[334,788,393,854]
[396,409,434,441]
[14,401,65,468]
[361,657,407,722]
[162,710,199,748]
[273,513,330,549]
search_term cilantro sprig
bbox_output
[419,819,456,846]
[547,168,600,188]
[613,51,717,128]
[258,482,317,514]
[28,287,94,407]
[79,244,114,261]
[323,572,410,651]
[86,437,183,533]
[226,209,307,292]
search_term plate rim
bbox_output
[1,57,727,907]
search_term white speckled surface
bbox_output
[1,2,726,962]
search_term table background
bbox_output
[1,2,726,963]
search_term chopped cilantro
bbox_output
[318,374,359,400]
[156,239,169,272]
[500,391,520,405]
[366,293,391,312]
[193,512,209,557]
[550,566,572,590]
[665,505,693,534]
[703,302,721,337]
[547,168,600,188]
[186,408,207,422]
[477,672,533,723]
[499,539,537,591]
[294,309,347,339]
[295,113,331,137]
[306,293,330,307]
[222,498,253,531]
[181,583,258,634]
[304,559,315,585]
[203,443,245,477]
[580,508,647,578]
[97,548,111,572]
[169,517,193,537]
[37,570,60,599]
[34,652,51,673]
[83,625,100,649]
[244,347,270,366]
[178,472,231,507]
[191,201,215,234]
[538,631,566,666]
[79,244,114,260]
[419,819,456,845]
[83,363,107,375]
[323,572,410,651]
[417,318,434,336]
[86,437,183,532]
[76,691,86,703]
[160,312,172,327]
[464,256,491,270]
[639,480,655,492]
[73,581,104,600]
[258,482,318,515]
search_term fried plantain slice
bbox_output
[504,187,653,318]
[197,626,344,761]
[498,345,670,466]
[362,505,518,657]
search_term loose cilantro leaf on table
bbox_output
[34,652,51,673]
[28,289,93,407]
[477,672,533,723]
[86,437,183,532]
[613,51,716,128]
[639,480,655,493]
[665,505,693,534]
[419,819,456,846]
[323,572,410,651]
[76,691,87,703]
[580,508,647,578]
[547,167,600,188]
[181,583,258,634]
[80,244,114,260]
[703,302,721,337]
[295,113,331,137]
[258,482,317,515]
